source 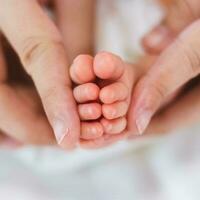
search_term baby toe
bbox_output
[102,101,128,120]
[73,83,100,103]
[80,122,104,140]
[70,55,95,84]
[100,82,128,104]
[78,103,101,120]
[94,52,124,80]
[80,137,105,149]
[101,117,127,135]
[80,132,127,149]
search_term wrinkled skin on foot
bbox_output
[71,51,200,149]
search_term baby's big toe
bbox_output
[94,52,125,80]
[70,55,95,84]
[81,122,104,140]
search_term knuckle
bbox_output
[21,36,64,74]
[175,37,200,76]
[137,76,167,112]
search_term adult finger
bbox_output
[0,85,56,145]
[142,0,200,53]
[94,52,124,80]
[0,1,80,149]
[144,78,200,134]
[55,0,95,63]
[1,30,53,146]
[129,19,200,134]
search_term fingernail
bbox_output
[135,111,152,135]
[53,120,69,145]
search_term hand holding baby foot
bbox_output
[70,52,136,148]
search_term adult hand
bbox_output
[0,0,85,149]
[0,39,55,147]
[128,15,200,134]
[131,0,200,135]
[142,0,200,54]
[124,55,200,137]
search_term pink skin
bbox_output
[142,0,200,55]
[70,53,185,149]
[0,133,23,149]
[0,0,96,149]
[70,52,136,148]
[1,138,22,149]
[128,0,200,138]
[130,16,200,134]
[133,0,200,135]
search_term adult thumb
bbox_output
[129,19,200,134]
[142,0,200,54]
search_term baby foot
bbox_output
[70,55,103,141]
[70,52,136,148]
